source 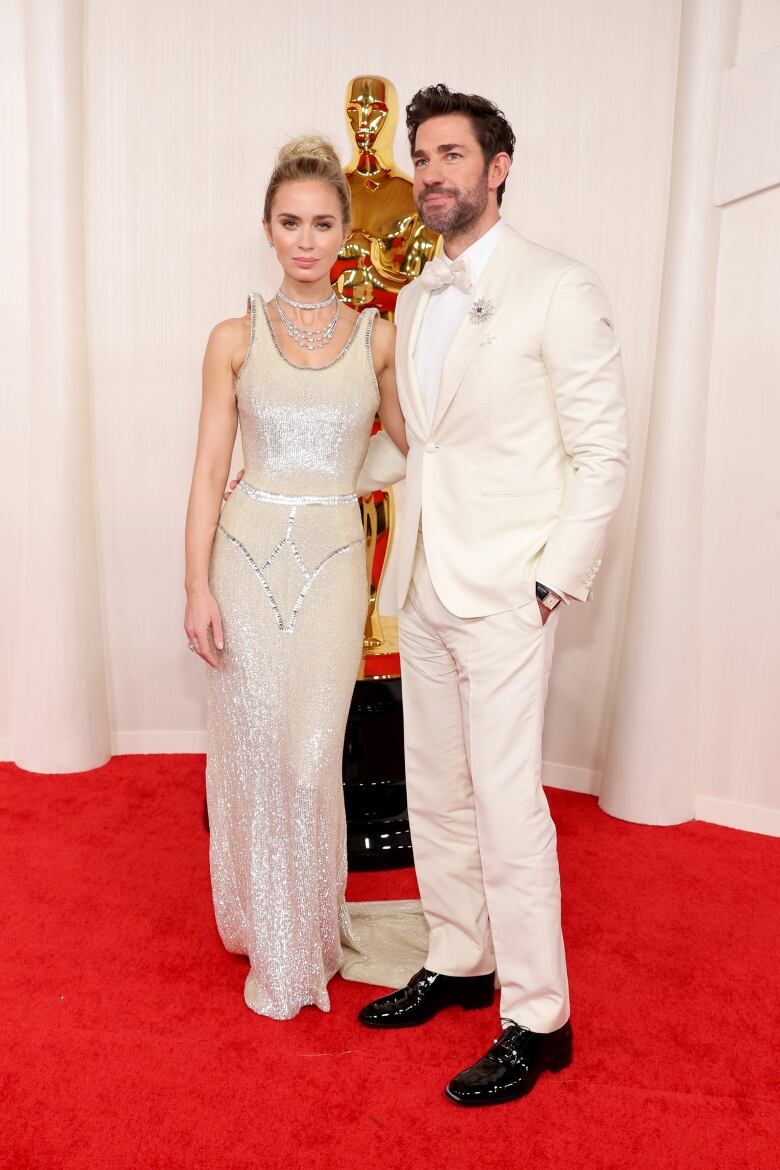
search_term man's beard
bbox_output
[416,175,489,236]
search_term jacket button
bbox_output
[425,441,438,453]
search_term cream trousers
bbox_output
[398,535,570,1032]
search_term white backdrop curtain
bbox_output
[1,0,778,832]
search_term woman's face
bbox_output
[264,180,348,284]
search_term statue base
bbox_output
[343,617,413,870]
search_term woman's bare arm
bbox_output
[183,315,246,665]
[371,316,408,455]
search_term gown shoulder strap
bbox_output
[235,293,258,382]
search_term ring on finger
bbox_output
[187,641,197,652]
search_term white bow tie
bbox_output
[419,254,472,293]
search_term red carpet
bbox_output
[1,755,778,1170]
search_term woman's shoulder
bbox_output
[371,311,397,341]
[206,311,251,360]
[369,311,396,359]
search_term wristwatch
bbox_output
[536,583,562,612]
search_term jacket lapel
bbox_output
[432,230,531,432]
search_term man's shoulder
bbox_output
[496,227,609,314]
[501,224,590,280]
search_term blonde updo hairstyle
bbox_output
[263,136,351,228]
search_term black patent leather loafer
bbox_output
[445,1021,573,1105]
[358,967,495,1029]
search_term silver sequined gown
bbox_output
[206,297,379,1019]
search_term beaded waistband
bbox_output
[238,480,357,507]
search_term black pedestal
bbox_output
[342,677,413,870]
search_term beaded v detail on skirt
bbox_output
[216,502,362,636]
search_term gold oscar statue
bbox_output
[331,76,439,674]
[332,75,440,320]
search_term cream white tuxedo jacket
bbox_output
[357,225,628,617]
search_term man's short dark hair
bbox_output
[406,84,516,206]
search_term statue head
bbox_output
[345,75,398,166]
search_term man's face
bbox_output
[412,113,490,236]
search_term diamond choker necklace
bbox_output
[276,288,337,311]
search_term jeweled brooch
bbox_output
[469,297,495,325]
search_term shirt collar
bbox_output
[443,218,505,288]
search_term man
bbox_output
[355,84,628,1106]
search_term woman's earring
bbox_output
[268,241,274,249]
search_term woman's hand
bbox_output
[224,468,245,501]
[184,588,224,667]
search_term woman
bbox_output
[184,137,407,1019]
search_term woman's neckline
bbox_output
[260,299,367,372]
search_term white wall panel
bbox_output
[0,0,29,756]
[699,185,780,813]
[735,0,780,61]
[696,2,780,823]
[716,44,780,205]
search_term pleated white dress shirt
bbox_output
[414,218,505,423]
